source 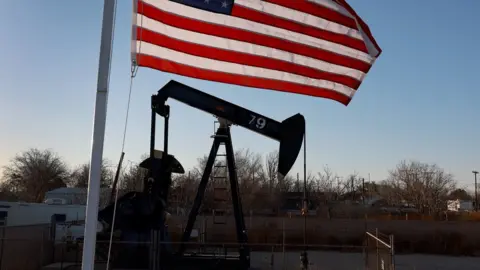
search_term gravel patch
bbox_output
[251,251,480,270]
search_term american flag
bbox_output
[131,0,382,105]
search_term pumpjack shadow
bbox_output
[97,80,306,270]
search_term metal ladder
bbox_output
[211,120,230,225]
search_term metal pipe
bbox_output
[473,170,478,211]
[301,130,309,269]
[376,228,379,270]
[390,234,395,270]
[303,130,307,246]
[163,107,170,157]
[282,216,286,270]
[362,177,365,205]
[149,101,156,179]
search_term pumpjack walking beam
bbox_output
[153,80,305,179]
[178,120,249,264]
[148,79,305,268]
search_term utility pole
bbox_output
[473,170,478,211]
[297,172,300,192]
[350,176,354,196]
[361,178,365,205]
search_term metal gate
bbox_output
[364,229,395,270]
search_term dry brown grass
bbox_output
[366,212,480,221]
[168,216,480,256]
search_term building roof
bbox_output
[46,187,87,194]
[364,195,384,206]
[46,187,114,195]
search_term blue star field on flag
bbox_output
[170,0,235,15]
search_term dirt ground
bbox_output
[250,251,480,270]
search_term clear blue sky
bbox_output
[0,1,478,188]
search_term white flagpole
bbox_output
[82,0,117,269]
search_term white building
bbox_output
[0,201,85,226]
[44,187,115,207]
[447,199,474,212]
[0,187,117,227]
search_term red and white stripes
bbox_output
[132,0,381,105]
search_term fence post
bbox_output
[363,232,367,270]
[390,234,395,270]
[270,245,274,269]
[282,216,285,270]
[375,228,379,270]
[249,210,253,229]
[0,225,5,270]
[39,230,45,269]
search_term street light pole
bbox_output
[473,170,478,211]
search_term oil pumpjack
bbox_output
[97,80,305,269]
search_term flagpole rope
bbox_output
[120,65,138,152]
[105,62,138,270]
[104,0,143,267]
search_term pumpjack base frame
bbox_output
[168,254,247,270]
[174,121,250,270]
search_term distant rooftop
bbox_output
[47,187,87,194]
[45,187,118,206]
[46,187,115,194]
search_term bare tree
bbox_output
[447,188,472,200]
[1,148,69,202]
[385,160,456,214]
[315,166,346,201]
[170,170,199,215]
[262,151,279,192]
[256,150,305,213]
[343,172,364,201]
[0,186,19,202]
[120,161,148,192]
[315,166,336,192]
[70,159,114,188]
[234,149,263,212]
[363,181,380,196]
[234,149,263,184]
[306,173,316,191]
[190,148,265,212]
[190,154,229,212]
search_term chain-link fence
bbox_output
[4,225,480,270]
[0,225,52,270]
[364,229,395,270]
[0,220,365,270]
[7,219,480,270]
[46,240,365,270]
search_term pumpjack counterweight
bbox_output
[96,80,305,270]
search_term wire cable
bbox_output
[104,0,141,267]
